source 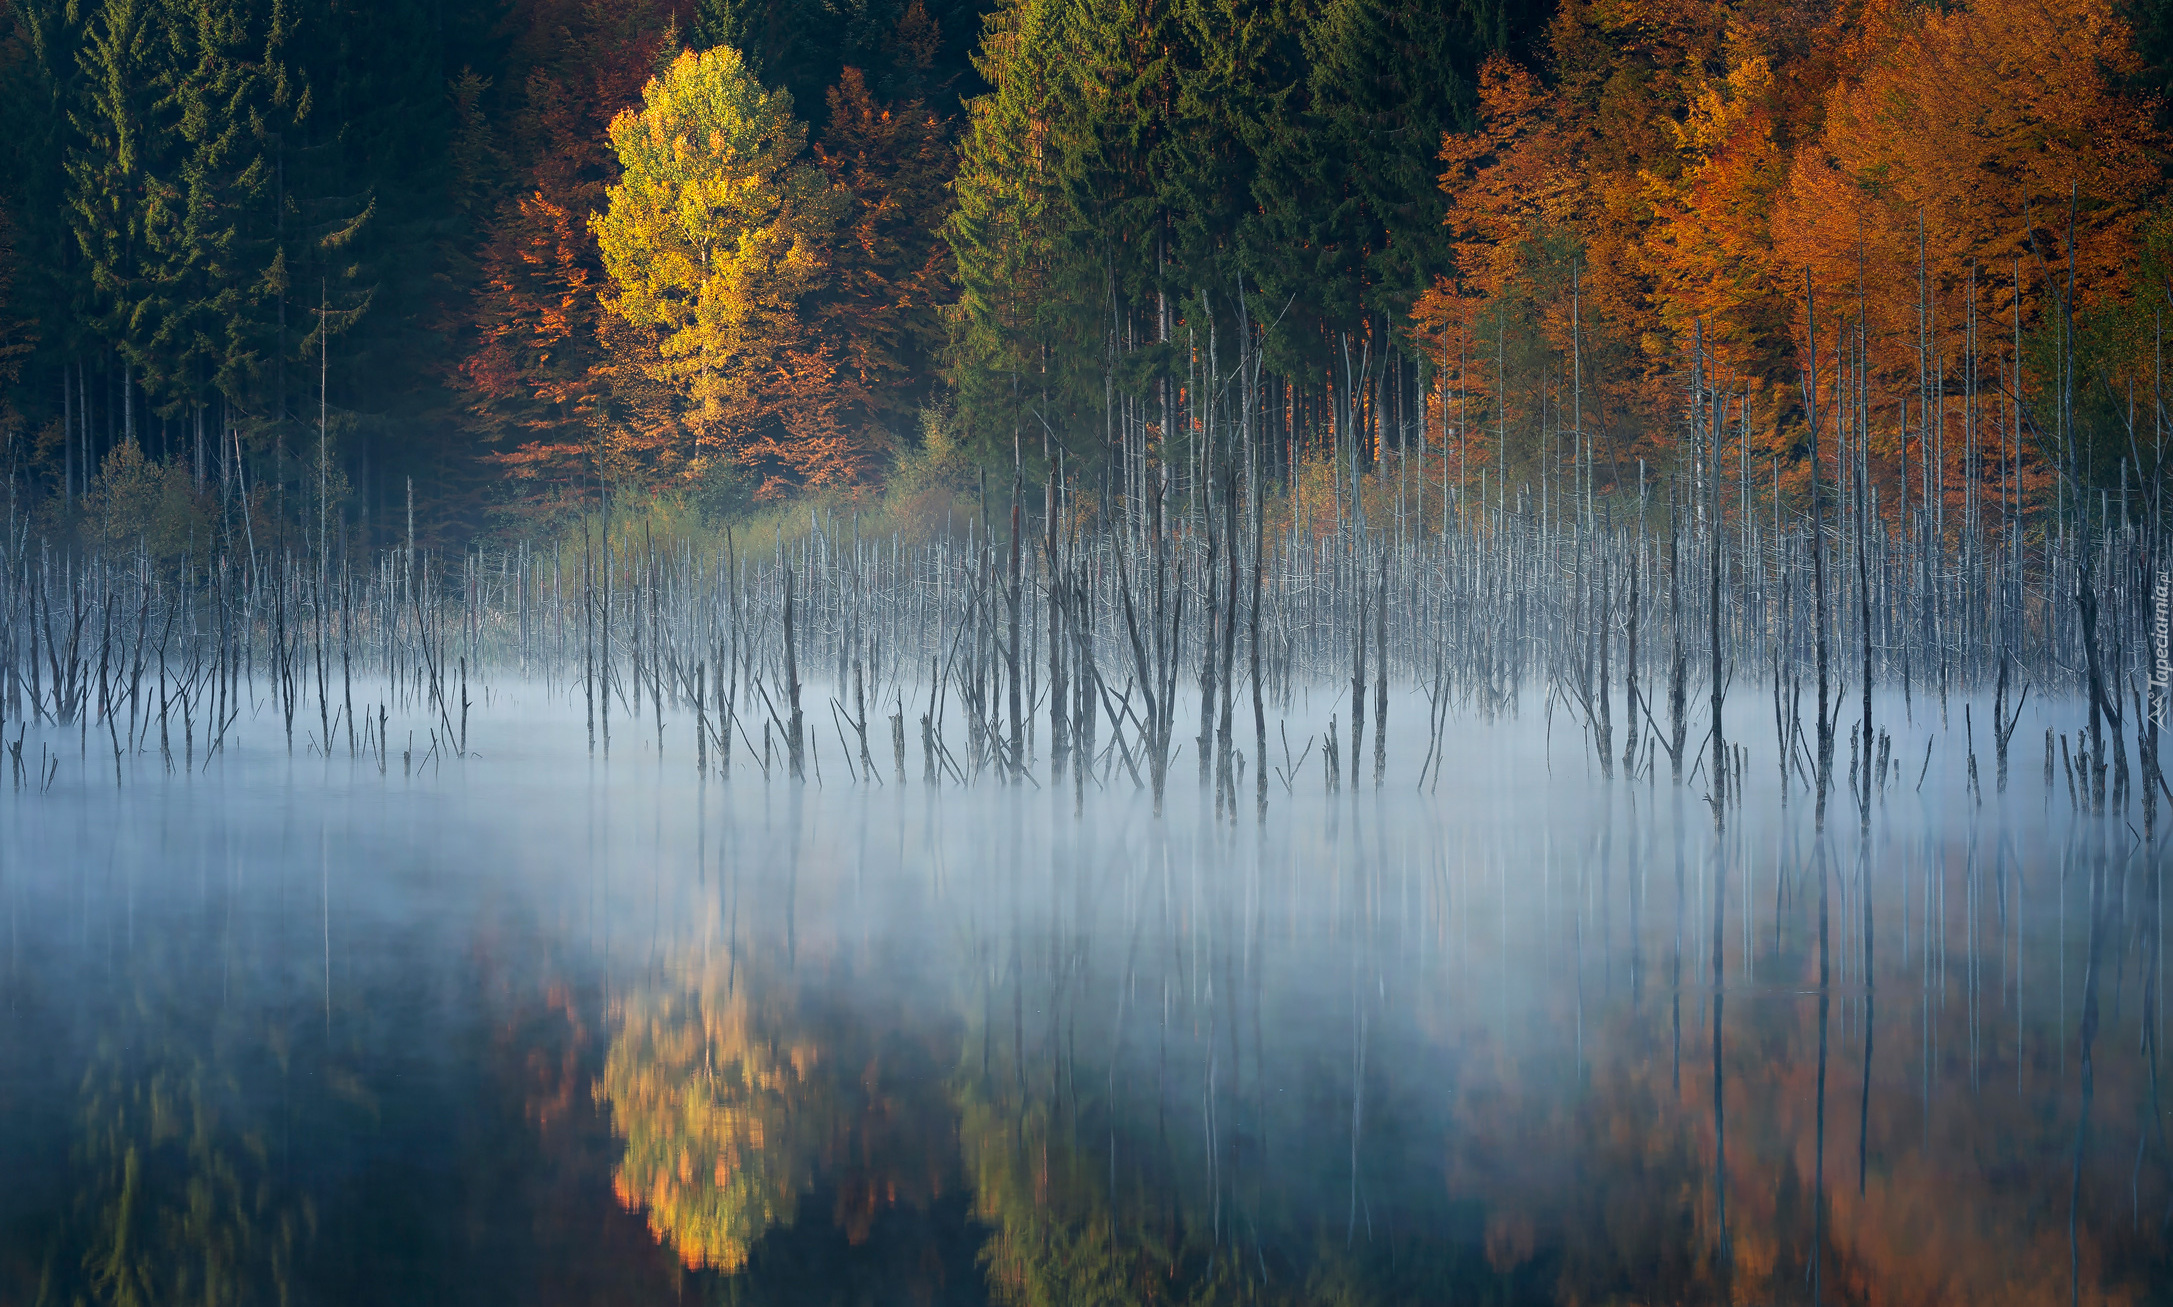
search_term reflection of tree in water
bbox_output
[55,1039,310,1307]
[959,1071,1510,1306]
[599,842,2173,1306]
[1429,969,2171,1306]
[596,949,954,1277]
[599,963,820,1273]
[959,1077,1165,1306]
[954,1017,1496,1307]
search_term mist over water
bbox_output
[2,683,2166,1305]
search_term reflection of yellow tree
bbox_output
[596,964,824,1273]
[595,942,960,1276]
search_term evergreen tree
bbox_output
[944,0,1101,458]
[3,0,93,374]
[693,0,988,126]
[62,0,162,384]
[133,0,293,417]
[0,208,32,466]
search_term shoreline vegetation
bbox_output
[0,388,2159,835]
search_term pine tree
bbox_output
[135,0,292,412]
[0,208,34,465]
[62,0,161,374]
[944,0,1107,457]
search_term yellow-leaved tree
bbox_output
[592,46,866,494]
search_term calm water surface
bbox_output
[2,698,2168,1304]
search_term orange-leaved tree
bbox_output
[459,0,690,508]
[1770,0,2162,371]
[814,66,953,438]
[1767,0,2165,513]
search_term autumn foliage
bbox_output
[1416,0,2168,516]
[595,947,957,1274]
[452,3,954,514]
[459,1,690,498]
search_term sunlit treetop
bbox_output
[594,45,846,421]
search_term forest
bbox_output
[2,0,2166,550]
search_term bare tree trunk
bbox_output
[784,564,805,780]
[1373,554,1387,790]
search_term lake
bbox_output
[2,693,2166,1305]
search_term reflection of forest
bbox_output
[1419,826,2173,1307]
[47,1044,309,1307]
[581,824,2172,1307]
[12,795,2168,1306]
[0,903,322,1307]
[13,909,702,1307]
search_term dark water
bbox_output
[2,701,2169,1305]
